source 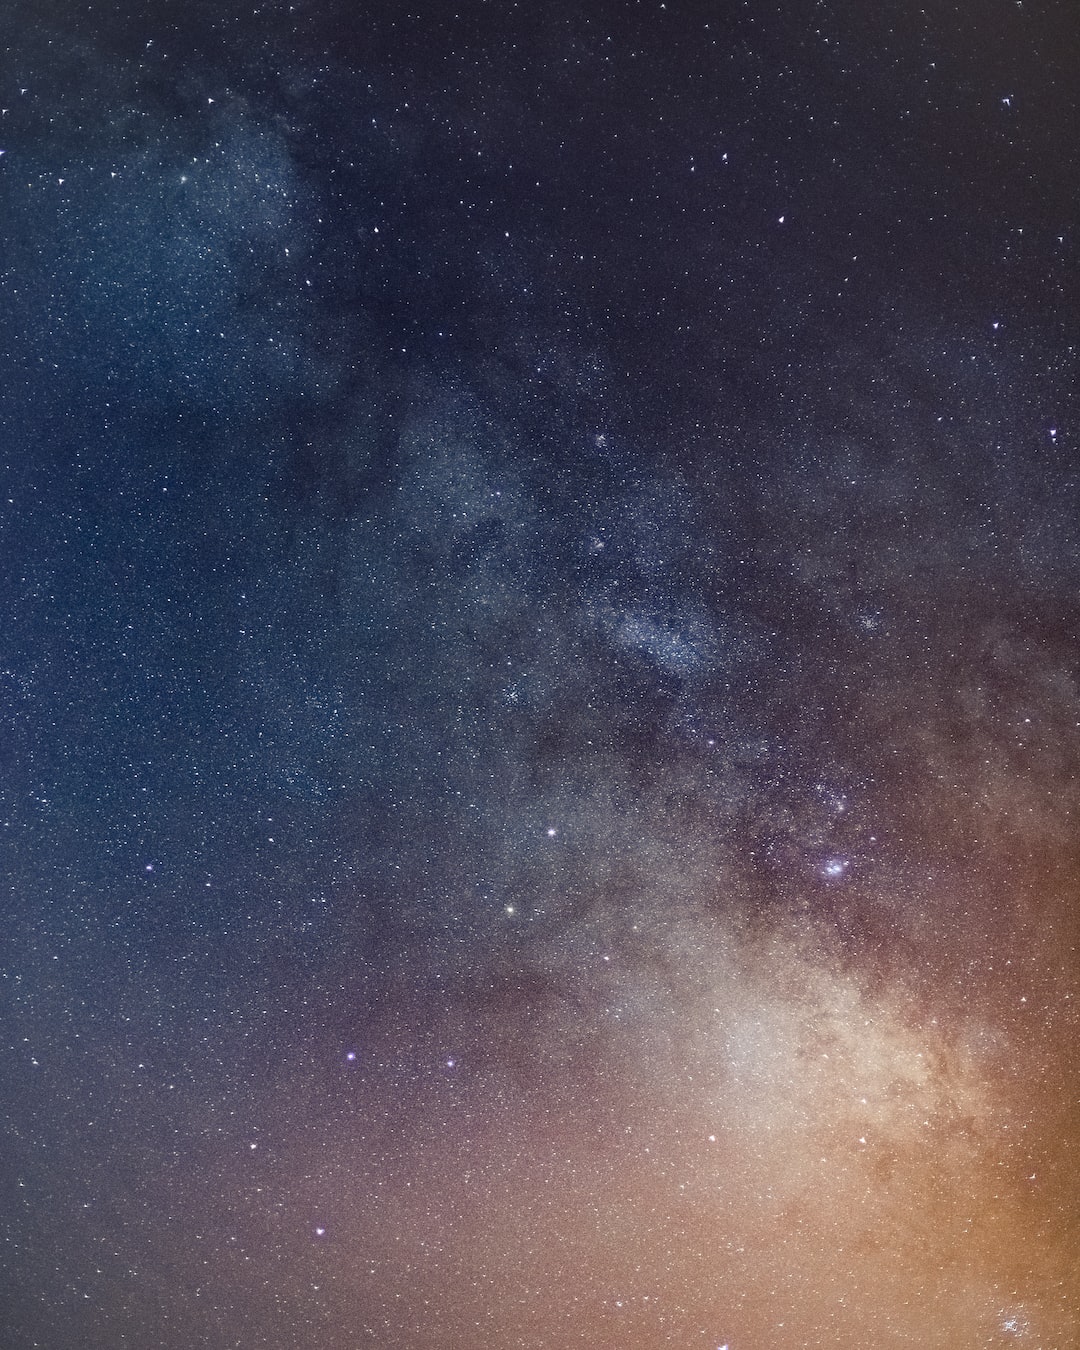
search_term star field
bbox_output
[1,1,1079,1346]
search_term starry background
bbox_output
[2,0,1079,1346]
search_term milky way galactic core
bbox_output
[1,1,1078,1346]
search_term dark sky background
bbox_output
[2,1,1079,1346]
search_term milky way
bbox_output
[1,1,1078,1346]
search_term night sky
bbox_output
[2,1,1079,1346]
